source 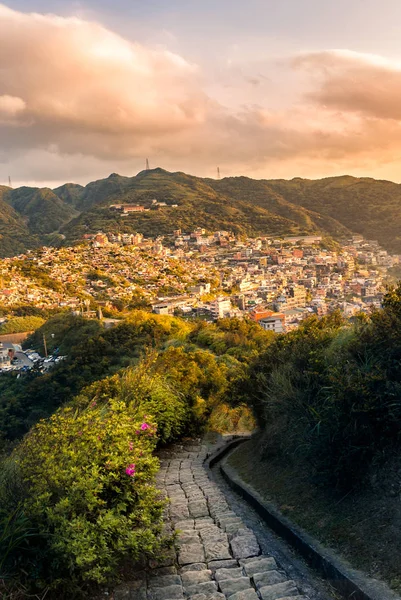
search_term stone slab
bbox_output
[180,562,207,573]
[228,591,259,600]
[214,567,244,582]
[242,557,277,577]
[148,584,184,600]
[258,581,299,600]
[181,570,212,586]
[230,535,260,560]
[218,577,252,597]
[208,559,239,572]
[178,543,206,565]
[253,571,287,589]
[185,581,219,597]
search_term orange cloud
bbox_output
[0,3,209,152]
[293,50,401,121]
[2,4,401,185]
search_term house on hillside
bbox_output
[0,342,19,365]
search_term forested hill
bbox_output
[2,169,401,257]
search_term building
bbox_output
[274,285,307,310]
[258,313,285,333]
[210,298,232,319]
[0,341,17,364]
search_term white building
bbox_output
[210,298,232,319]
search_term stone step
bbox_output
[241,556,278,576]
[252,570,287,588]
[218,576,252,596]
[214,567,244,582]
[258,580,299,600]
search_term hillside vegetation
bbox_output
[0,312,262,596]
[4,168,401,256]
[228,284,401,591]
[4,186,79,235]
[2,288,401,595]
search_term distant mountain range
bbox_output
[0,168,401,257]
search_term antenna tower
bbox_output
[146,158,150,171]
[8,176,12,188]
[217,167,220,180]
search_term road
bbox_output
[14,351,34,368]
[111,438,336,600]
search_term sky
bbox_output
[2,1,401,187]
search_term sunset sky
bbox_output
[2,1,401,187]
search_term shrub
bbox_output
[118,364,189,443]
[0,457,38,582]
[0,316,45,334]
[208,403,256,433]
[15,400,165,590]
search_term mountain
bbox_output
[0,186,37,257]
[265,176,401,252]
[61,168,325,243]
[4,187,79,235]
[1,169,401,258]
[53,183,85,209]
[207,176,350,240]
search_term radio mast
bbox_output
[217,167,220,180]
[146,158,150,171]
[8,176,12,188]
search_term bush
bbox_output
[0,316,45,334]
[238,290,401,489]
[208,403,256,433]
[0,458,38,582]
[15,399,165,591]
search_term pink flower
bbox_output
[140,423,150,431]
[125,463,136,477]
[129,442,133,450]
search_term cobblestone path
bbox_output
[114,440,311,600]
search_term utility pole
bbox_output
[43,333,48,358]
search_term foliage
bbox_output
[208,403,256,433]
[75,361,190,444]
[15,400,164,591]
[4,169,401,257]
[2,311,268,445]
[0,457,38,582]
[238,287,401,489]
[0,316,45,334]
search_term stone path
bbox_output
[114,440,311,600]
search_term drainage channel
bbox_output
[206,438,342,600]
[206,437,401,600]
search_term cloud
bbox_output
[2,3,401,185]
[293,50,401,120]
[0,3,209,157]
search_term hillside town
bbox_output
[0,228,398,334]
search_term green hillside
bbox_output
[208,176,351,239]
[2,169,401,257]
[53,182,85,209]
[5,186,79,235]
[266,176,401,252]
[0,187,37,257]
[61,168,314,242]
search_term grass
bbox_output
[228,434,401,595]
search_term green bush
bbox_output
[238,288,401,489]
[0,316,45,334]
[15,399,165,590]
[0,457,39,582]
